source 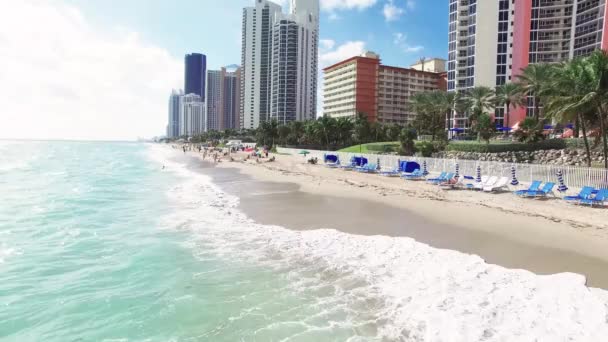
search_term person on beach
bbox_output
[182,146,186,154]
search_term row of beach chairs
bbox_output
[322,154,607,208]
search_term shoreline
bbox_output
[183,148,608,288]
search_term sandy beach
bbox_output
[181,149,608,288]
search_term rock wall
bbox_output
[433,149,605,166]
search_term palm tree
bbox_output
[317,115,335,150]
[467,86,495,120]
[466,86,495,141]
[334,116,354,147]
[517,63,555,121]
[543,59,593,166]
[543,51,608,168]
[495,82,526,130]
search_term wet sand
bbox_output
[178,154,608,289]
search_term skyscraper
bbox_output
[179,93,206,137]
[167,89,183,138]
[240,0,319,128]
[271,0,319,124]
[241,1,282,129]
[207,66,242,131]
[447,0,608,128]
[185,53,207,101]
[511,0,608,119]
[447,0,514,128]
[222,66,241,130]
[207,70,222,131]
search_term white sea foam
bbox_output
[148,145,608,341]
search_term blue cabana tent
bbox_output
[324,154,339,164]
[399,161,421,173]
[353,157,368,167]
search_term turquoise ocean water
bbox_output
[2,141,608,341]
[0,141,362,341]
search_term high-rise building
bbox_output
[512,0,608,119]
[447,0,514,129]
[207,70,222,131]
[240,0,319,128]
[323,52,447,126]
[167,89,183,138]
[207,66,242,131]
[179,93,206,137]
[241,1,282,129]
[222,66,242,130]
[185,53,207,101]
[447,0,608,128]
[270,0,319,124]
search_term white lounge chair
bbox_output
[465,176,488,190]
[474,176,497,190]
[483,176,509,192]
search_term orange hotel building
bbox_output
[322,52,447,126]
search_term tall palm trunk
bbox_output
[578,113,592,167]
[599,107,608,168]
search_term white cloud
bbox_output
[321,0,377,11]
[0,1,182,140]
[406,0,416,10]
[320,39,336,50]
[393,32,424,54]
[319,41,367,67]
[383,0,404,22]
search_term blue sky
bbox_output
[0,0,448,140]
[64,0,449,70]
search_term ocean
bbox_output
[1,140,608,342]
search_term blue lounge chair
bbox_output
[514,180,542,197]
[402,169,425,180]
[563,186,594,203]
[356,163,378,173]
[522,182,555,198]
[429,173,454,185]
[379,168,401,177]
[580,189,608,207]
[426,172,447,183]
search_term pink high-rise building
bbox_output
[448,0,608,128]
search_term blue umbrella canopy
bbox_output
[476,165,482,183]
[510,165,519,186]
[557,169,569,192]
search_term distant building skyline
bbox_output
[179,93,205,136]
[207,66,241,131]
[167,89,183,138]
[185,53,207,101]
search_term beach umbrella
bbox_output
[422,161,429,176]
[510,165,519,186]
[454,163,460,180]
[299,150,310,157]
[557,169,569,192]
[475,165,481,183]
[377,158,381,170]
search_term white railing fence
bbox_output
[277,147,608,190]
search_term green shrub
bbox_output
[416,141,436,157]
[447,139,567,153]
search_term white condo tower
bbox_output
[241,0,319,129]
